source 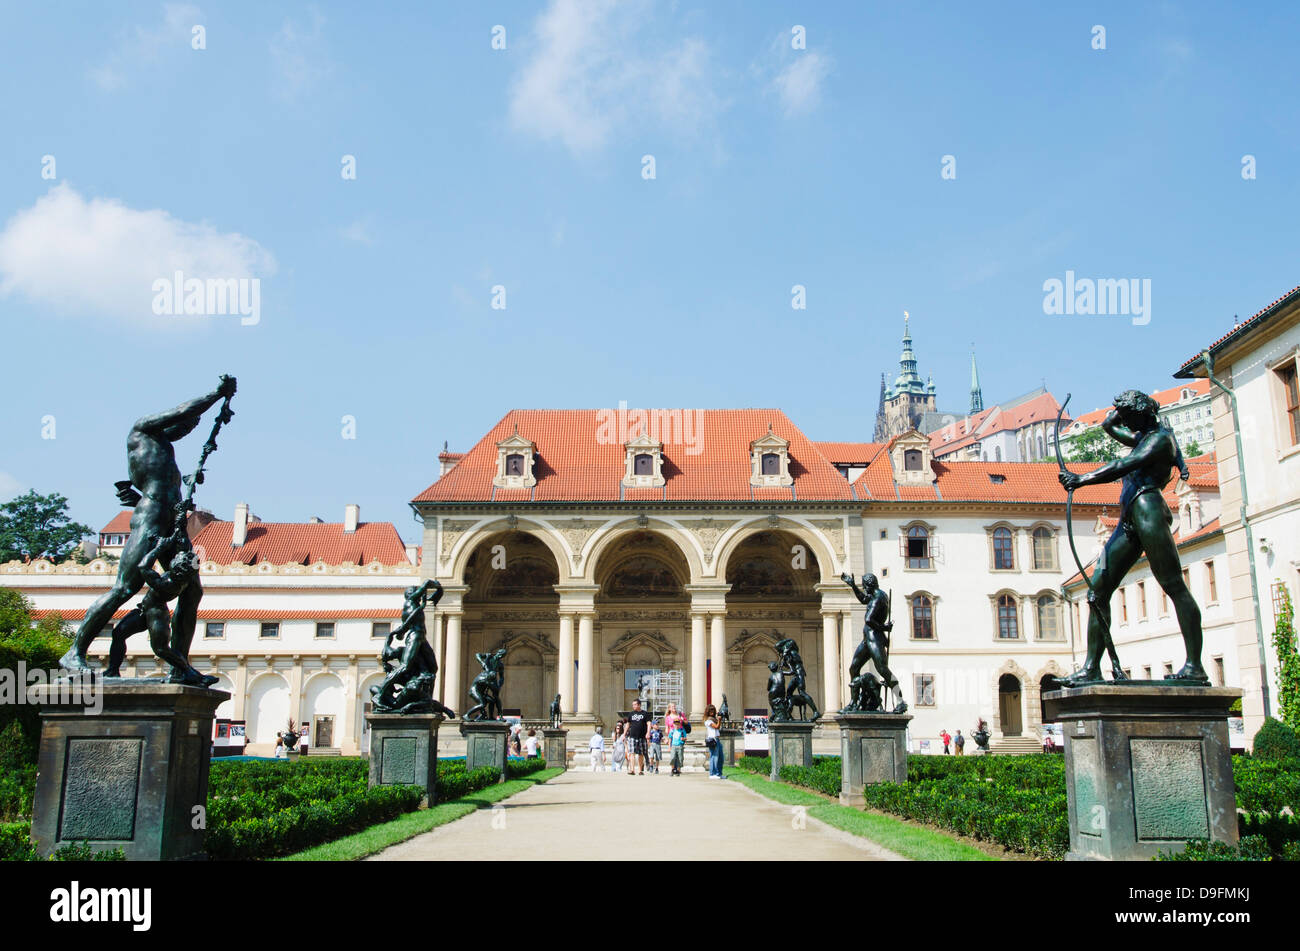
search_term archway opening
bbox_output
[998,673,1023,736]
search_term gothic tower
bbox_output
[969,348,984,414]
[873,373,888,442]
[882,312,937,437]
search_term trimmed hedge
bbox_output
[204,755,549,861]
[0,822,125,862]
[1253,718,1300,761]
[779,757,843,798]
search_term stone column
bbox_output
[289,658,305,730]
[690,612,707,716]
[709,612,726,707]
[577,613,595,716]
[233,656,249,721]
[443,612,464,714]
[821,610,841,713]
[841,612,856,700]
[429,611,444,703]
[558,612,575,715]
[340,656,359,754]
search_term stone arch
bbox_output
[246,670,290,745]
[728,629,781,715]
[357,669,385,751]
[1033,660,1067,730]
[990,659,1029,737]
[448,519,573,583]
[462,531,562,603]
[210,672,235,720]
[582,519,705,585]
[303,671,344,748]
[713,517,840,584]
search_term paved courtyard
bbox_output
[370,768,904,861]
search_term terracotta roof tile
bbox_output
[930,393,1064,455]
[192,520,411,566]
[853,456,1123,506]
[413,410,854,503]
[1070,379,1212,430]
[100,511,133,534]
[813,442,886,464]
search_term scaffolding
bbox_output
[650,669,683,713]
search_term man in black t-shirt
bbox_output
[625,699,652,775]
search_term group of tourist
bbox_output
[586,700,727,777]
[938,729,965,755]
[507,722,540,758]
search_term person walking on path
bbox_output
[669,719,686,775]
[954,730,965,756]
[940,729,951,755]
[612,720,627,772]
[704,704,724,779]
[648,722,663,773]
[588,726,606,771]
[626,699,652,775]
[524,729,538,758]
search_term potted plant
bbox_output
[283,718,301,760]
[972,718,991,753]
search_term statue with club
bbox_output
[840,572,907,714]
[775,637,820,721]
[464,647,508,721]
[372,580,456,716]
[60,375,237,683]
[550,693,563,728]
[1055,389,1206,685]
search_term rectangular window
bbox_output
[1279,361,1300,446]
[1212,656,1225,687]
[913,674,936,707]
[372,622,391,639]
[901,528,931,569]
[259,622,279,639]
[1160,588,1168,615]
[911,596,934,639]
[1163,662,1174,678]
[204,622,225,639]
[1206,561,1218,603]
[1143,665,1152,680]
[315,622,335,639]
[1119,589,1128,624]
[1136,581,1147,620]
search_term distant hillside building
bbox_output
[1061,379,1214,458]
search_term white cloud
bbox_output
[771,49,832,117]
[0,184,275,322]
[0,472,24,501]
[89,3,201,91]
[339,219,374,245]
[508,0,722,154]
[270,11,331,102]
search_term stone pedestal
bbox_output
[720,728,742,767]
[542,728,568,770]
[768,721,815,781]
[366,713,443,799]
[28,681,227,861]
[831,712,912,805]
[1043,685,1240,861]
[460,719,509,781]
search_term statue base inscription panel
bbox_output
[367,713,444,799]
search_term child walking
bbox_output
[669,720,686,776]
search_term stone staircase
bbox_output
[989,735,1045,756]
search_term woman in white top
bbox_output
[704,704,724,779]
[588,727,606,771]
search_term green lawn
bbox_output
[723,767,995,861]
[279,767,563,861]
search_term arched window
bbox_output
[761,452,780,475]
[505,453,525,476]
[997,595,1019,639]
[995,446,1002,462]
[904,449,923,471]
[1036,595,1059,640]
[1031,527,1055,569]
[993,527,1014,570]
[911,595,934,639]
[905,525,931,569]
[1037,434,1045,459]
[634,453,654,476]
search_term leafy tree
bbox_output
[0,491,93,563]
[1272,587,1299,730]
[1064,426,1121,463]
[1183,439,1203,458]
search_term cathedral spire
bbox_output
[969,346,984,414]
[873,373,888,442]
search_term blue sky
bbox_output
[1,1,1297,541]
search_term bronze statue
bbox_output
[718,693,730,723]
[464,647,508,721]
[840,573,907,713]
[60,375,236,681]
[766,661,792,721]
[1055,390,1207,685]
[104,532,216,686]
[774,637,820,721]
[549,693,562,728]
[371,580,456,716]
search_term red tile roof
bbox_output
[1177,283,1300,376]
[930,392,1064,455]
[412,410,856,503]
[1070,379,1211,430]
[813,442,886,464]
[100,511,133,534]
[192,520,412,566]
[853,455,1122,505]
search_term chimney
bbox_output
[344,503,360,534]
[232,502,249,547]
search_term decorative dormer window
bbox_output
[622,432,666,488]
[493,426,537,489]
[749,425,793,487]
[888,430,936,485]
